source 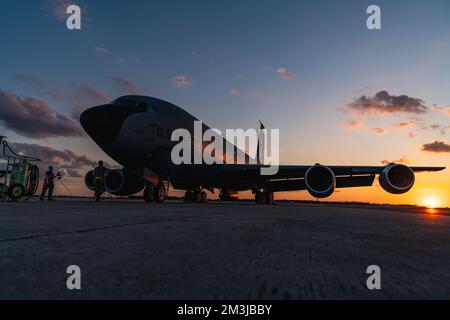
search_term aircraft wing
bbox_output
[219,164,445,192]
[221,164,445,178]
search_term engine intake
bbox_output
[104,168,145,196]
[379,163,415,194]
[84,170,96,191]
[305,164,335,198]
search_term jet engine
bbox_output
[84,170,96,191]
[304,164,335,198]
[104,168,145,196]
[379,163,415,194]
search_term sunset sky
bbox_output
[0,0,449,207]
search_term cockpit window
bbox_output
[112,98,145,111]
[112,98,157,113]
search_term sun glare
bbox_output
[423,197,439,209]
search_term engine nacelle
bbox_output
[305,164,336,198]
[104,168,145,196]
[379,163,415,194]
[84,170,96,191]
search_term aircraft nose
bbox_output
[80,104,130,145]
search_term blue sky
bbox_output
[0,0,449,204]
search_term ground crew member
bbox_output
[93,161,108,202]
[40,166,60,201]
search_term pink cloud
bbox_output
[433,104,450,116]
[370,127,387,135]
[52,0,72,21]
[344,119,363,129]
[408,132,417,139]
[392,120,415,130]
[112,76,142,95]
[0,90,83,138]
[171,75,192,89]
[15,73,63,101]
[276,67,296,80]
[77,84,110,104]
[50,0,85,21]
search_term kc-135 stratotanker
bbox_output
[80,95,445,204]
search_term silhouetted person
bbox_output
[93,161,108,202]
[40,166,60,201]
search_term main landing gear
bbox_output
[143,182,167,203]
[184,189,208,203]
[254,189,274,205]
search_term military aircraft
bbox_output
[80,95,445,204]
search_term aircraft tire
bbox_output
[154,184,166,203]
[255,191,264,204]
[192,191,202,203]
[143,185,155,202]
[200,191,207,204]
[265,191,274,205]
[184,191,193,202]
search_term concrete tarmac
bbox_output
[0,199,449,299]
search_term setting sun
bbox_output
[423,197,439,208]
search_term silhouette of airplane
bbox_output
[80,95,445,204]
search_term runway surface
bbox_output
[0,199,449,299]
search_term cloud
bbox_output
[276,67,296,80]
[428,124,450,135]
[50,0,72,21]
[381,156,411,166]
[95,46,109,54]
[15,73,63,100]
[227,88,259,98]
[16,74,111,110]
[10,142,96,171]
[433,104,450,116]
[112,76,142,95]
[0,90,83,138]
[392,120,415,130]
[408,132,417,139]
[76,84,110,104]
[370,127,387,135]
[9,142,112,179]
[48,0,86,21]
[344,119,363,129]
[347,91,428,115]
[409,117,428,130]
[64,168,83,178]
[70,105,85,121]
[171,75,192,89]
[422,141,450,153]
